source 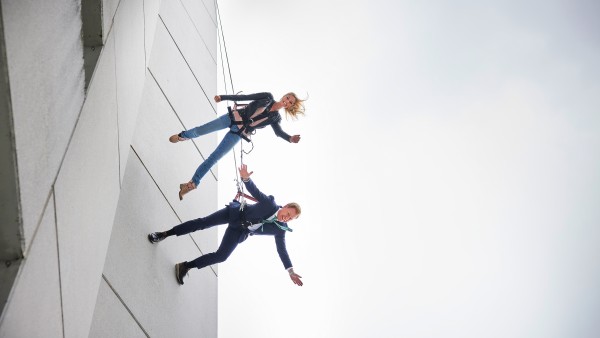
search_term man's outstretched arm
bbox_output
[275,236,303,287]
[239,164,269,202]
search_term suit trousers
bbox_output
[171,206,245,270]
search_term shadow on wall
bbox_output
[0,2,24,320]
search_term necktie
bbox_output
[261,215,293,232]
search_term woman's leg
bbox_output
[180,114,230,139]
[190,130,241,185]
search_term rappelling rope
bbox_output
[216,2,257,208]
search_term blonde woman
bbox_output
[171,92,305,200]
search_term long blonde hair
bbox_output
[283,92,306,119]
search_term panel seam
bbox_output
[147,68,218,181]
[130,145,218,277]
[101,275,151,338]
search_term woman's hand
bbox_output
[214,95,222,103]
[290,135,301,143]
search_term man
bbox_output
[147,164,303,286]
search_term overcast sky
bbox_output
[213,1,600,337]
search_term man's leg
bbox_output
[148,206,229,243]
[175,226,241,285]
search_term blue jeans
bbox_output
[180,114,241,185]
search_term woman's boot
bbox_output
[169,132,188,143]
[178,181,196,200]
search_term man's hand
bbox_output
[290,272,303,286]
[239,164,253,181]
[214,95,222,103]
[290,135,301,143]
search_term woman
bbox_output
[171,92,305,200]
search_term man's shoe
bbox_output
[175,262,189,285]
[148,232,165,244]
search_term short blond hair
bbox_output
[284,202,302,217]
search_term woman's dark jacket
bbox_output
[222,92,292,142]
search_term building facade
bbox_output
[0,0,219,336]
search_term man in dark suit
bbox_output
[147,164,303,286]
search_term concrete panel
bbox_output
[54,34,120,338]
[0,260,20,326]
[2,0,85,250]
[199,0,217,26]
[114,0,146,184]
[0,194,62,338]
[81,0,103,91]
[102,0,121,41]
[0,0,20,276]
[148,20,218,136]
[162,0,218,77]
[133,75,219,255]
[102,151,217,338]
[143,0,162,66]
[89,279,146,338]
[181,0,217,61]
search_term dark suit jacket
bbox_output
[227,178,293,269]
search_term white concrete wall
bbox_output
[0,0,218,336]
[0,194,63,338]
[1,0,85,253]
[92,150,218,338]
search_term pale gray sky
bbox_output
[214,1,600,337]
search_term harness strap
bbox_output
[229,101,275,127]
[233,110,273,137]
[234,190,258,203]
[227,106,251,142]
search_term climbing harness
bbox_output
[228,100,276,143]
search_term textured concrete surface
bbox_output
[54,31,120,338]
[160,0,217,94]
[196,0,217,26]
[143,0,162,65]
[133,74,219,255]
[0,195,62,338]
[0,0,21,306]
[114,0,146,185]
[102,0,121,41]
[181,0,217,61]
[1,0,85,251]
[89,279,147,338]
[101,151,218,338]
[1,0,218,336]
[149,20,218,132]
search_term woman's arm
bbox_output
[218,92,274,102]
[271,123,301,143]
[271,123,291,141]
